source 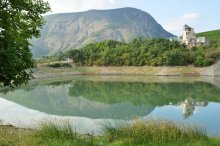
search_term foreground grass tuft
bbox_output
[102,120,210,146]
[35,121,93,146]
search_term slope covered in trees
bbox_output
[68,38,220,67]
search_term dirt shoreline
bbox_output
[33,60,220,79]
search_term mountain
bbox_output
[31,7,174,57]
[197,29,220,41]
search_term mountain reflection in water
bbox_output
[0,76,220,135]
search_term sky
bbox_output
[45,0,220,36]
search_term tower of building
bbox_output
[182,24,196,45]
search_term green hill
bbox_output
[197,29,220,41]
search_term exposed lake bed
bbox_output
[34,61,220,79]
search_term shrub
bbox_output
[47,63,72,68]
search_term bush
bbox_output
[47,63,72,68]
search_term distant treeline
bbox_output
[68,38,220,67]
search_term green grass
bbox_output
[102,120,219,146]
[35,121,93,146]
[0,120,220,146]
[197,29,220,41]
[0,125,34,146]
[0,121,94,146]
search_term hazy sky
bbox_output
[45,0,220,36]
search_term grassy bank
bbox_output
[0,121,220,146]
[0,122,93,146]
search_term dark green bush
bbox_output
[47,63,72,68]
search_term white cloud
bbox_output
[183,13,200,20]
[45,0,123,14]
[163,12,200,36]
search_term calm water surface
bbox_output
[0,75,220,136]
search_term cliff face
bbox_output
[31,7,174,57]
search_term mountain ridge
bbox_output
[31,7,174,57]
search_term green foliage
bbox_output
[192,41,220,67]
[68,38,220,67]
[0,0,50,86]
[163,49,190,66]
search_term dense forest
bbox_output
[67,38,220,67]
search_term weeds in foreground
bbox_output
[0,120,220,146]
[102,120,209,146]
[35,121,93,146]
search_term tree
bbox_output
[0,0,50,86]
[68,49,85,65]
[163,49,190,66]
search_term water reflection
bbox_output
[69,80,220,107]
[1,78,220,119]
[0,84,154,119]
[0,76,220,135]
[179,97,208,118]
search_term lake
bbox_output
[0,75,220,136]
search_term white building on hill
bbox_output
[180,25,209,46]
[170,25,209,46]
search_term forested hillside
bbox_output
[68,38,220,67]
